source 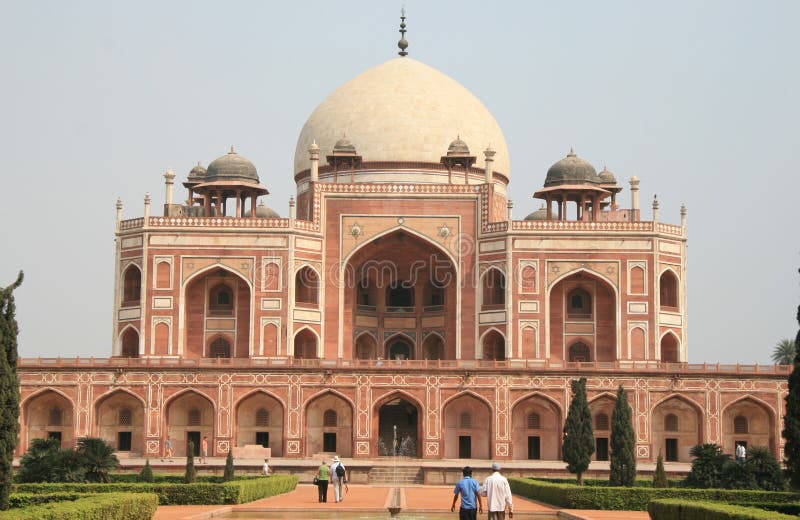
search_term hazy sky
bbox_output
[1,1,798,363]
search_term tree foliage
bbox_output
[0,272,22,509]
[223,450,235,481]
[772,338,797,365]
[745,445,785,491]
[653,454,668,488]
[782,296,800,489]
[562,377,594,485]
[184,441,197,483]
[139,459,154,482]
[609,385,636,486]
[77,437,119,482]
[685,443,730,489]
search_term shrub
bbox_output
[0,492,158,520]
[138,459,154,482]
[722,459,758,489]
[685,443,730,489]
[77,437,119,483]
[509,477,800,511]
[748,446,786,491]
[8,492,85,508]
[13,475,299,505]
[653,454,668,488]
[185,441,196,483]
[224,451,234,482]
[649,498,796,519]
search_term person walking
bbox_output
[262,458,273,475]
[200,436,208,464]
[451,466,482,520]
[162,436,173,462]
[481,462,513,519]
[316,459,330,503]
[330,455,347,502]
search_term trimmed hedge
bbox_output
[509,478,800,511]
[109,473,258,483]
[649,498,796,519]
[0,492,158,520]
[14,474,299,505]
[533,477,683,488]
[731,502,800,516]
[9,492,86,508]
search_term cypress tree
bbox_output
[653,454,668,488]
[184,441,196,483]
[0,272,23,510]
[223,450,235,481]
[139,459,154,482]
[782,291,800,489]
[562,377,594,485]
[609,384,636,486]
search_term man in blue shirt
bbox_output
[450,466,483,520]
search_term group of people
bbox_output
[161,435,210,463]
[451,462,513,520]
[315,456,348,503]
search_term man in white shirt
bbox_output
[330,455,347,503]
[262,458,272,476]
[481,462,513,519]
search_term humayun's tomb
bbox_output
[16,18,789,472]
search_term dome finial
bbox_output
[397,6,409,57]
[230,145,235,154]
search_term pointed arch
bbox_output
[355,330,378,360]
[442,391,493,459]
[121,263,142,306]
[659,267,680,309]
[94,388,146,453]
[481,266,506,308]
[182,262,254,291]
[478,327,506,360]
[341,226,459,268]
[294,264,320,305]
[659,330,681,362]
[21,388,76,451]
[293,326,320,358]
[93,387,147,411]
[234,388,285,456]
[116,324,140,357]
[441,390,495,414]
[651,393,705,462]
[163,387,216,411]
[384,332,416,360]
[303,389,355,457]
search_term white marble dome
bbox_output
[294,57,510,177]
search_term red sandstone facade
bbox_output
[17,55,788,466]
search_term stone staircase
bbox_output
[368,465,423,484]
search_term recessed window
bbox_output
[295,267,319,305]
[659,271,679,308]
[567,288,592,318]
[209,284,234,315]
[459,412,472,428]
[387,284,414,307]
[323,409,337,427]
[734,415,748,434]
[595,413,610,431]
[48,407,63,426]
[568,342,591,362]
[527,412,541,429]
[188,408,201,426]
[118,408,132,427]
[210,337,231,358]
[255,408,269,427]
[122,266,141,306]
[482,269,506,307]
[664,413,678,432]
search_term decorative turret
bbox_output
[189,147,269,218]
[441,136,476,184]
[308,141,320,181]
[326,136,362,183]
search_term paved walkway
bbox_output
[153,484,649,520]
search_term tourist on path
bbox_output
[316,459,330,502]
[481,462,513,519]
[451,465,482,520]
[330,455,347,502]
[262,458,273,475]
[162,436,173,462]
[200,436,208,464]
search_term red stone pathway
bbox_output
[153,484,648,520]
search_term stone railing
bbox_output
[118,217,291,230]
[512,220,684,237]
[18,357,790,375]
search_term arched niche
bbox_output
[442,393,492,459]
[305,392,353,457]
[95,390,145,454]
[511,394,562,461]
[235,391,284,456]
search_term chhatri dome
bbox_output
[293,57,510,178]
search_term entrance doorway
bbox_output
[256,431,269,449]
[528,436,541,460]
[665,438,678,462]
[596,437,609,461]
[377,398,419,456]
[459,436,472,458]
[323,432,337,453]
[117,431,132,452]
[186,431,201,456]
[47,431,62,444]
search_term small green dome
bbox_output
[206,147,259,183]
[544,149,599,187]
